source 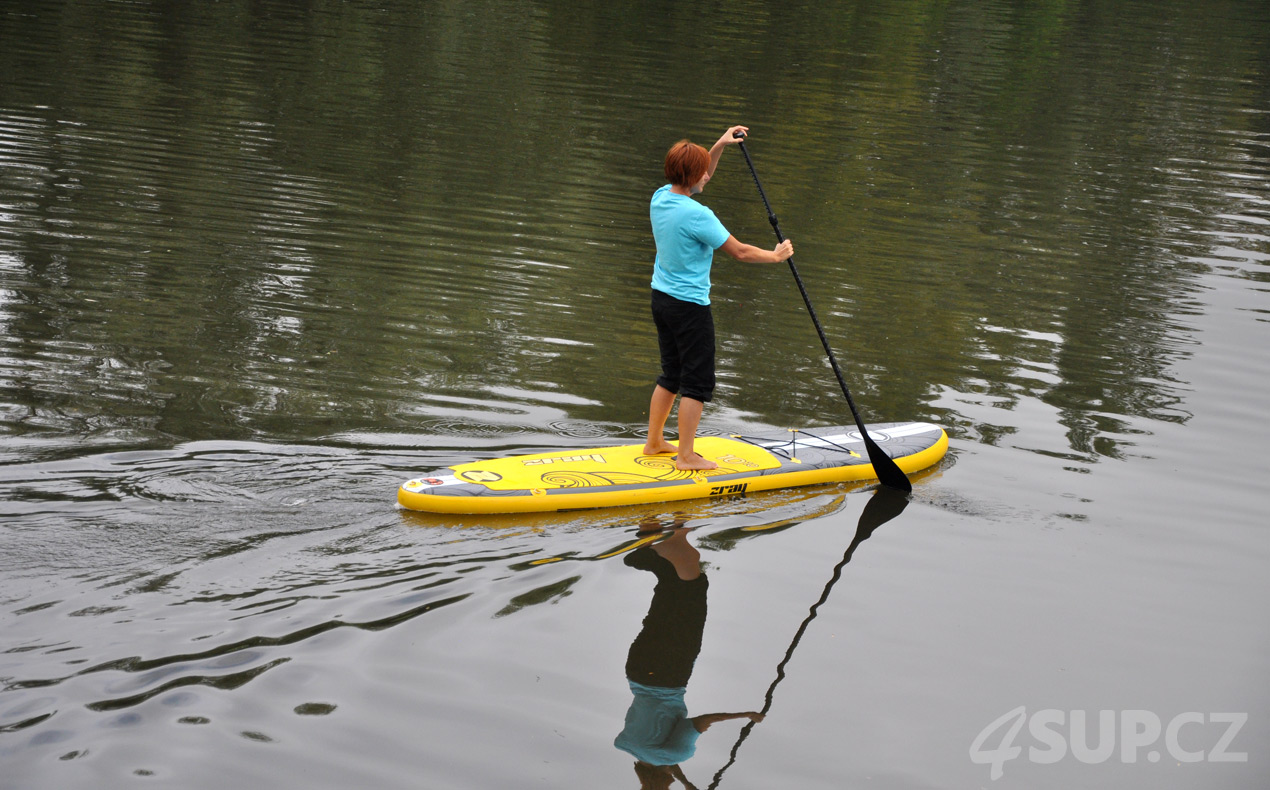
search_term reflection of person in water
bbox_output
[615,525,763,789]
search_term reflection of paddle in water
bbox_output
[705,487,910,789]
[615,520,763,790]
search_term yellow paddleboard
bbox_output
[398,422,947,514]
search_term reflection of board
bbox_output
[397,422,947,514]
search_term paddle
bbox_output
[705,487,911,789]
[732,131,911,493]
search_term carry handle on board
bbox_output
[732,129,911,493]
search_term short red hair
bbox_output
[664,140,709,188]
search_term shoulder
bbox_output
[695,199,726,231]
[692,201,719,221]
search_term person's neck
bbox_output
[670,184,696,196]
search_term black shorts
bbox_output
[624,547,709,688]
[651,288,715,403]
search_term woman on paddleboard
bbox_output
[644,126,794,471]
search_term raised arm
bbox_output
[706,125,749,179]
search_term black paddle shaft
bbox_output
[733,133,911,493]
[705,488,911,789]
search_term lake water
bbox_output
[2,1,1267,788]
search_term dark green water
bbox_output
[2,1,1267,788]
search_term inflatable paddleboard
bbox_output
[397,421,947,514]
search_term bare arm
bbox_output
[691,711,766,733]
[719,235,794,263]
[706,125,749,179]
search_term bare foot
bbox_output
[643,439,678,455]
[675,452,718,471]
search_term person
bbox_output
[643,125,794,471]
[615,524,764,789]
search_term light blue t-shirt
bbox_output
[613,681,701,766]
[650,184,731,306]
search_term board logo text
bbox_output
[524,454,606,466]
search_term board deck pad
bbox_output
[398,421,947,514]
[446,436,782,491]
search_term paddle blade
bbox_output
[853,486,910,545]
[863,433,913,493]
